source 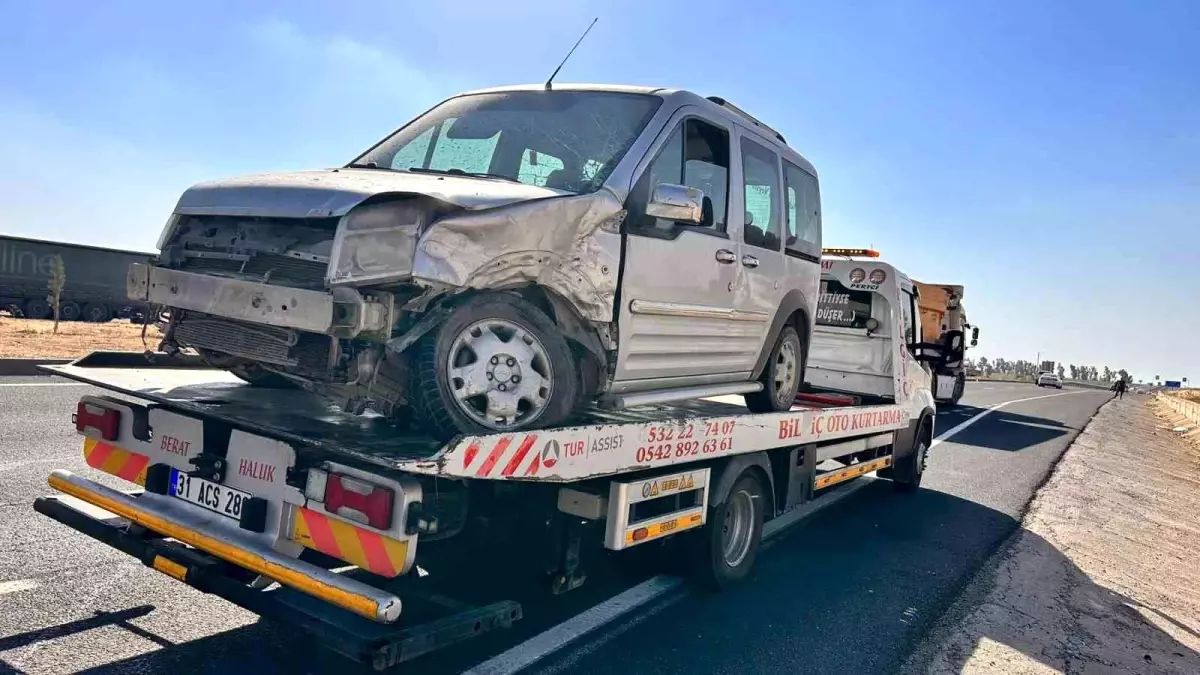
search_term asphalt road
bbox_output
[0,379,1112,674]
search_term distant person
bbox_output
[1112,378,1127,399]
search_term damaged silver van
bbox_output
[130,84,823,440]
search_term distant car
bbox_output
[1036,371,1063,389]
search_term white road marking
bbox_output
[0,579,41,596]
[466,479,874,675]
[0,382,88,388]
[931,390,1091,449]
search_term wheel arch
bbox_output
[511,285,608,394]
[751,289,814,380]
[710,452,776,518]
[893,407,936,460]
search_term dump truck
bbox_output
[912,281,978,406]
[34,251,962,670]
[0,234,153,322]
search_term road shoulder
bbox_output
[905,396,1200,674]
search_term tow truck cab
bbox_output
[808,248,955,408]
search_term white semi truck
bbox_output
[34,251,963,669]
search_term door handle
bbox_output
[741,254,760,268]
[715,249,736,264]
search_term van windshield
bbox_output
[353,90,662,195]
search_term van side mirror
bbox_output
[646,183,707,226]
[971,326,979,347]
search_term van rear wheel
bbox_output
[745,326,802,413]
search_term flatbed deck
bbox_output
[47,352,911,483]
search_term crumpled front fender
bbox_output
[412,191,627,323]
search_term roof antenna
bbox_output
[545,17,598,90]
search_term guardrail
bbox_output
[1159,392,1200,425]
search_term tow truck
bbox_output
[33,249,962,670]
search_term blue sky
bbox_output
[1,0,1196,382]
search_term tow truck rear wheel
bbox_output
[745,325,803,413]
[689,469,765,589]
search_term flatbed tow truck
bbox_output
[33,250,963,670]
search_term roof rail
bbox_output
[706,96,787,145]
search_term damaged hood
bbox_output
[173,168,568,219]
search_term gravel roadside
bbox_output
[905,396,1200,674]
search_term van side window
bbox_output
[740,139,782,251]
[638,118,730,232]
[783,161,821,256]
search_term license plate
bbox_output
[168,469,251,520]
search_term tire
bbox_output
[688,470,766,589]
[82,303,111,322]
[744,325,803,413]
[23,298,51,320]
[409,293,579,441]
[892,421,930,493]
[59,301,82,322]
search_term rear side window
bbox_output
[740,139,781,251]
[783,162,821,258]
[816,280,873,329]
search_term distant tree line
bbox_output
[966,358,1131,384]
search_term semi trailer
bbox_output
[0,234,153,322]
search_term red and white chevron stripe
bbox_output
[460,434,543,478]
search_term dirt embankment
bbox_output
[0,319,162,359]
[909,396,1200,674]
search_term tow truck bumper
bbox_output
[35,470,522,669]
[42,469,402,622]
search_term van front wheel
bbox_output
[411,294,579,441]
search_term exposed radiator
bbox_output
[179,253,327,289]
[174,314,331,371]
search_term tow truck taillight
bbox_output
[74,401,120,441]
[307,470,394,530]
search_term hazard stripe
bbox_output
[116,453,149,484]
[299,508,342,558]
[356,530,396,577]
[334,521,367,568]
[290,507,410,578]
[476,436,512,477]
[84,440,116,471]
[501,434,538,477]
[83,439,148,486]
[462,441,480,469]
